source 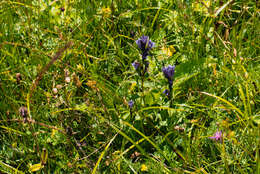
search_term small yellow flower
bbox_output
[140,164,148,172]
[51,129,57,138]
[101,7,111,17]
[77,64,84,71]
[12,142,17,148]
[129,82,137,91]
[162,45,176,57]
[102,7,111,13]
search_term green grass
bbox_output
[0,0,259,173]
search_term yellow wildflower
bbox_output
[141,164,148,172]
[101,7,111,17]
[162,45,176,57]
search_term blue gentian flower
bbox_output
[136,35,155,60]
[132,62,140,70]
[162,65,175,86]
[128,100,134,109]
[136,36,155,52]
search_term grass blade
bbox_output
[92,133,118,174]
[214,0,233,17]
[200,92,245,123]
[0,160,24,174]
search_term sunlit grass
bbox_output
[0,0,259,173]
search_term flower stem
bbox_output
[169,85,173,107]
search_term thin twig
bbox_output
[0,118,66,134]
[29,41,73,98]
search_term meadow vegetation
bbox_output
[0,0,259,173]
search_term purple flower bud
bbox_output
[209,131,222,142]
[19,106,28,118]
[128,100,134,109]
[136,35,155,53]
[132,62,140,70]
[162,65,175,81]
[19,106,28,123]
[163,89,170,96]
[142,51,149,60]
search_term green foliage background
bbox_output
[0,0,259,173]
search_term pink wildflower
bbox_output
[209,131,222,142]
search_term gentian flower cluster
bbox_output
[135,35,155,60]
[129,35,181,111]
[132,35,155,91]
[129,35,180,110]
[133,36,155,75]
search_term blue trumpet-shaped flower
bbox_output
[136,36,155,52]
[136,35,155,60]
[162,65,175,86]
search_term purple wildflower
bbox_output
[128,100,134,109]
[162,65,175,87]
[209,131,222,142]
[163,89,170,96]
[132,62,140,70]
[136,36,155,60]
[162,65,175,80]
[136,36,155,52]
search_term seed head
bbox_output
[52,88,58,94]
[65,76,71,83]
[16,73,22,84]
[56,85,63,89]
